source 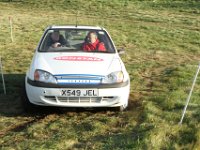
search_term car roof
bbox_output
[48,25,104,30]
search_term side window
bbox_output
[97,31,107,48]
[39,31,52,51]
[97,31,115,53]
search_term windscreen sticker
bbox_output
[54,56,104,61]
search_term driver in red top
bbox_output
[83,31,106,52]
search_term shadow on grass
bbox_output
[0,74,26,116]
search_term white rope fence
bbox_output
[9,16,14,42]
[0,56,6,95]
[179,62,200,124]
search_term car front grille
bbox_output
[44,96,116,104]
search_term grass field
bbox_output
[0,0,200,149]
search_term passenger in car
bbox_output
[47,30,67,48]
[82,31,106,52]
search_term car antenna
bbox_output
[75,11,79,27]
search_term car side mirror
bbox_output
[117,48,125,55]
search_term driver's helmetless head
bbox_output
[51,31,60,42]
[88,32,97,44]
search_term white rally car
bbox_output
[25,25,130,111]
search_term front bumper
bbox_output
[26,78,130,107]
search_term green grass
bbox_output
[0,0,200,149]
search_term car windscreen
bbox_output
[38,29,116,53]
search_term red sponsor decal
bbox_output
[54,56,103,61]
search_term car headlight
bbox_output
[34,69,57,84]
[102,71,124,84]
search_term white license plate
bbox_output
[60,89,98,97]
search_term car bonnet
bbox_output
[32,52,122,77]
